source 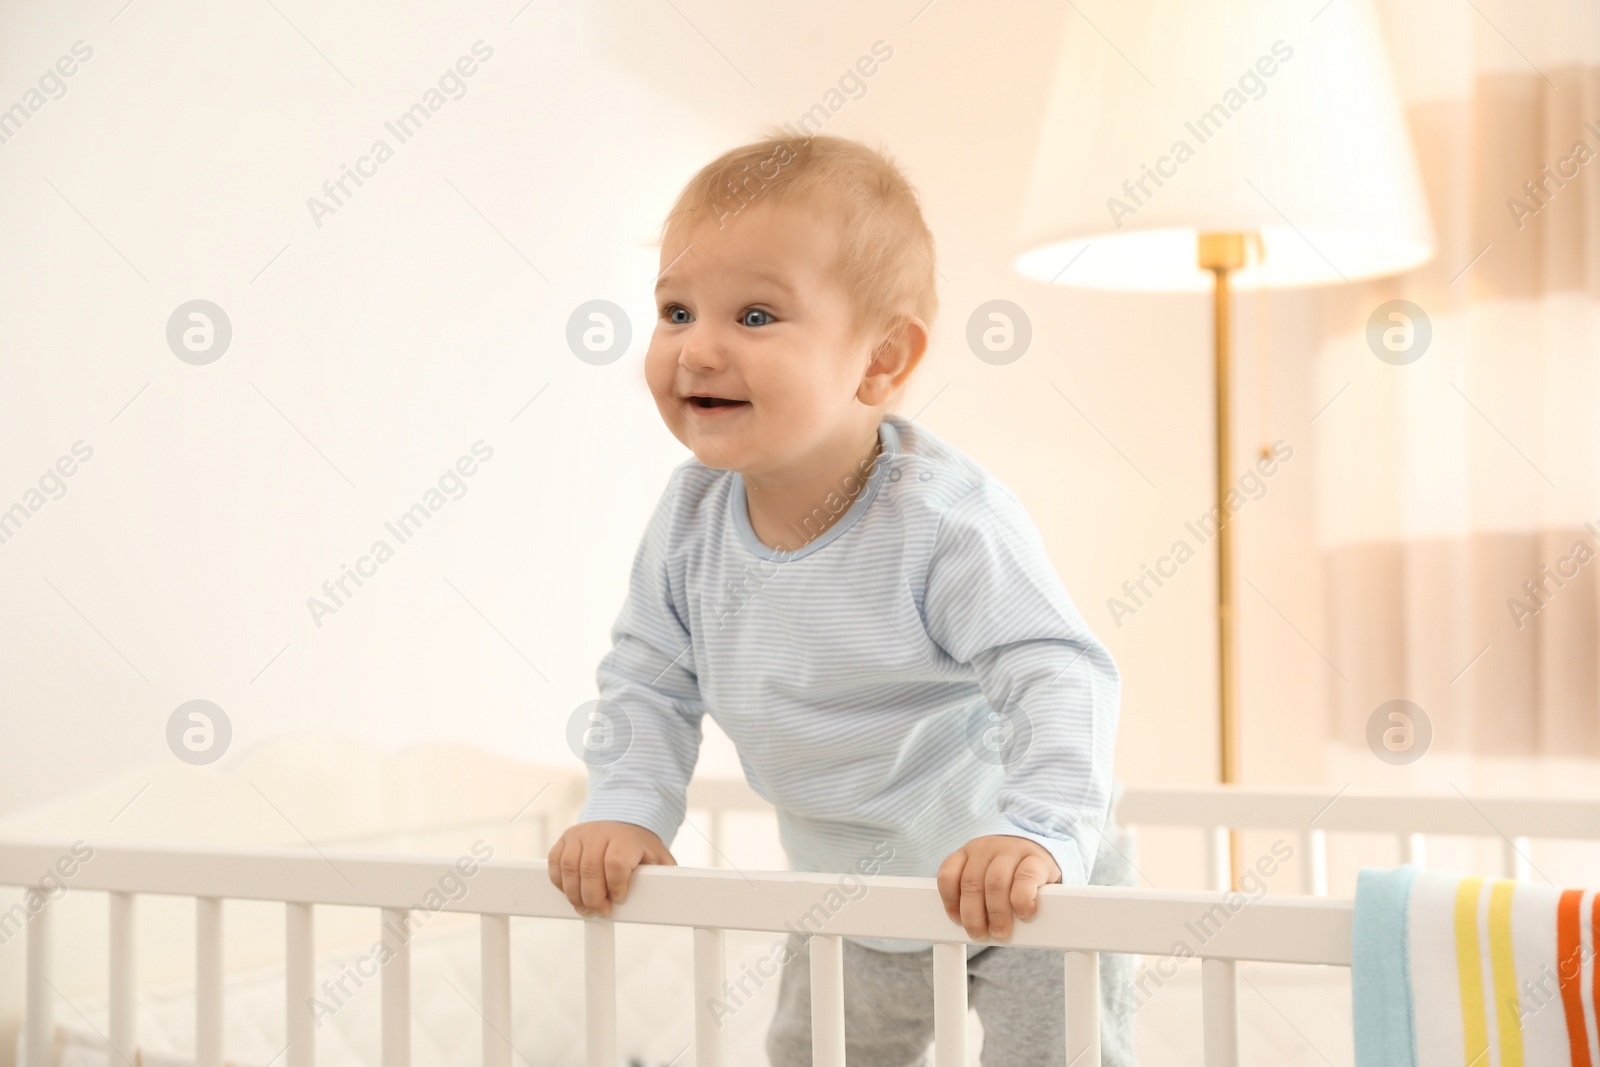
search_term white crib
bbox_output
[3,757,1599,1067]
[2,836,1348,1067]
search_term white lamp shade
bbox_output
[1014,0,1435,291]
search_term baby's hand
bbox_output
[936,835,1061,941]
[547,820,676,917]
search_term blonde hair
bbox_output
[658,130,939,355]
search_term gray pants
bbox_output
[765,804,1139,1066]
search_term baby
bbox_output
[548,132,1136,1067]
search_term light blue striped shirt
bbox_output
[577,413,1121,951]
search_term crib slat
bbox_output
[810,934,846,1067]
[381,908,412,1067]
[693,927,726,1067]
[1065,949,1100,1066]
[481,915,512,1067]
[109,892,136,1066]
[286,902,314,1067]
[1206,827,1230,892]
[585,919,617,1067]
[1201,958,1239,1067]
[1504,836,1533,881]
[24,888,51,1067]
[1299,828,1327,896]
[196,897,224,1067]
[932,942,968,1066]
[708,811,724,869]
[1401,832,1426,869]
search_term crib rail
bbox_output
[0,839,1351,1067]
[1115,786,1600,894]
[685,780,1600,896]
[1116,786,1600,839]
[10,783,1587,1067]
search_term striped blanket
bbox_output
[1354,866,1598,1067]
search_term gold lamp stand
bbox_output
[1198,233,1248,891]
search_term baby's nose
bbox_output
[678,329,730,370]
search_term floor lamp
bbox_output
[1011,0,1434,887]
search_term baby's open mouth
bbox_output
[689,395,750,410]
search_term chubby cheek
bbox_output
[643,336,671,395]
[759,365,841,431]
[643,341,680,415]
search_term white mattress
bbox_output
[40,917,1355,1067]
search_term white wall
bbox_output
[0,0,1330,821]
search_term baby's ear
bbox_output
[859,317,928,405]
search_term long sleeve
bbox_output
[920,480,1121,886]
[575,467,707,847]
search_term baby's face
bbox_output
[647,197,880,478]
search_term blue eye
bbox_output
[741,308,774,327]
[662,304,691,325]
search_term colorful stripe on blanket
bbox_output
[1354,866,1600,1067]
